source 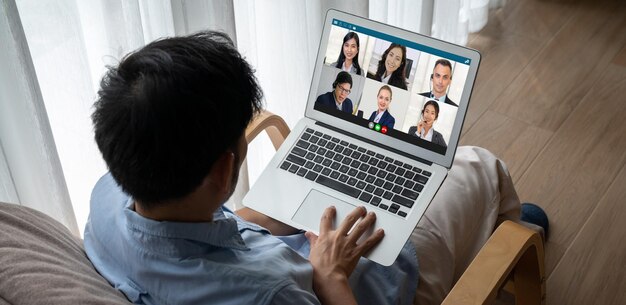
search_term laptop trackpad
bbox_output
[291,189,358,233]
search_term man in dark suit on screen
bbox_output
[315,71,354,114]
[419,59,458,107]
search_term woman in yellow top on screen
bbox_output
[367,43,407,90]
[408,100,447,148]
[331,32,362,75]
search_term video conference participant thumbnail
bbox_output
[367,43,408,90]
[330,32,363,75]
[408,100,447,148]
[419,59,458,107]
[368,85,396,129]
[314,71,354,113]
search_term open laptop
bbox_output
[243,10,481,266]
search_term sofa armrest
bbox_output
[442,220,546,305]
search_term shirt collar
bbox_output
[333,93,343,110]
[123,199,249,251]
[382,73,392,84]
[375,110,387,122]
[430,93,447,102]
[416,125,433,140]
[342,62,353,72]
[423,127,434,140]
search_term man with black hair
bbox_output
[314,71,355,113]
[419,59,458,107]
[86,31,393,305]
[85,31,547,305]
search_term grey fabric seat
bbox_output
[0,202,130,305]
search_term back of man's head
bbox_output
[92,31,263,207]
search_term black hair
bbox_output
[334,32,362,75]
[374,43,407,90]
[422,100,440,120]
[332,71,353,88]
[92,31,263,206]
[433,59,453,77]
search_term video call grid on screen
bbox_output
[313,18,473,156]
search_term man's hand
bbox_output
[305,206,384,305]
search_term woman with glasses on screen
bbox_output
[314,71,354,113]
[367,43,408,90]
[331,32,362,75]
[409,100,447,148]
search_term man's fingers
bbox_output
[337,206,367,236]
[346,211,377,244]
[319,206,336,235]
[356,228,385,255]
[305,231,319,246]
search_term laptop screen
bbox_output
[308,12,479,163]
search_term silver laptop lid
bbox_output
[305,10,481,169]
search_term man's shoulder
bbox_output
[88,173,127,218]
[92,173,126,199]
[88,173,131,226]
[315,92,333,104]
[419,91,430,97]
[444,96,458,107]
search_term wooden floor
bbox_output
[460,0,626,304]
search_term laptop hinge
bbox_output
[316,121,433,166]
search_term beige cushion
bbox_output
[0,202,130,304]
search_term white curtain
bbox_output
[231,0,323,205]
[0,0,78,234]
[0,0,501,236]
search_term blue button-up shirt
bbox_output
[85,174,418,305]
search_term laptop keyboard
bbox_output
[279,128,431,218]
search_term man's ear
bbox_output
[206,151,236,195]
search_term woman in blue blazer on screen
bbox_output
[368,85,395,129]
